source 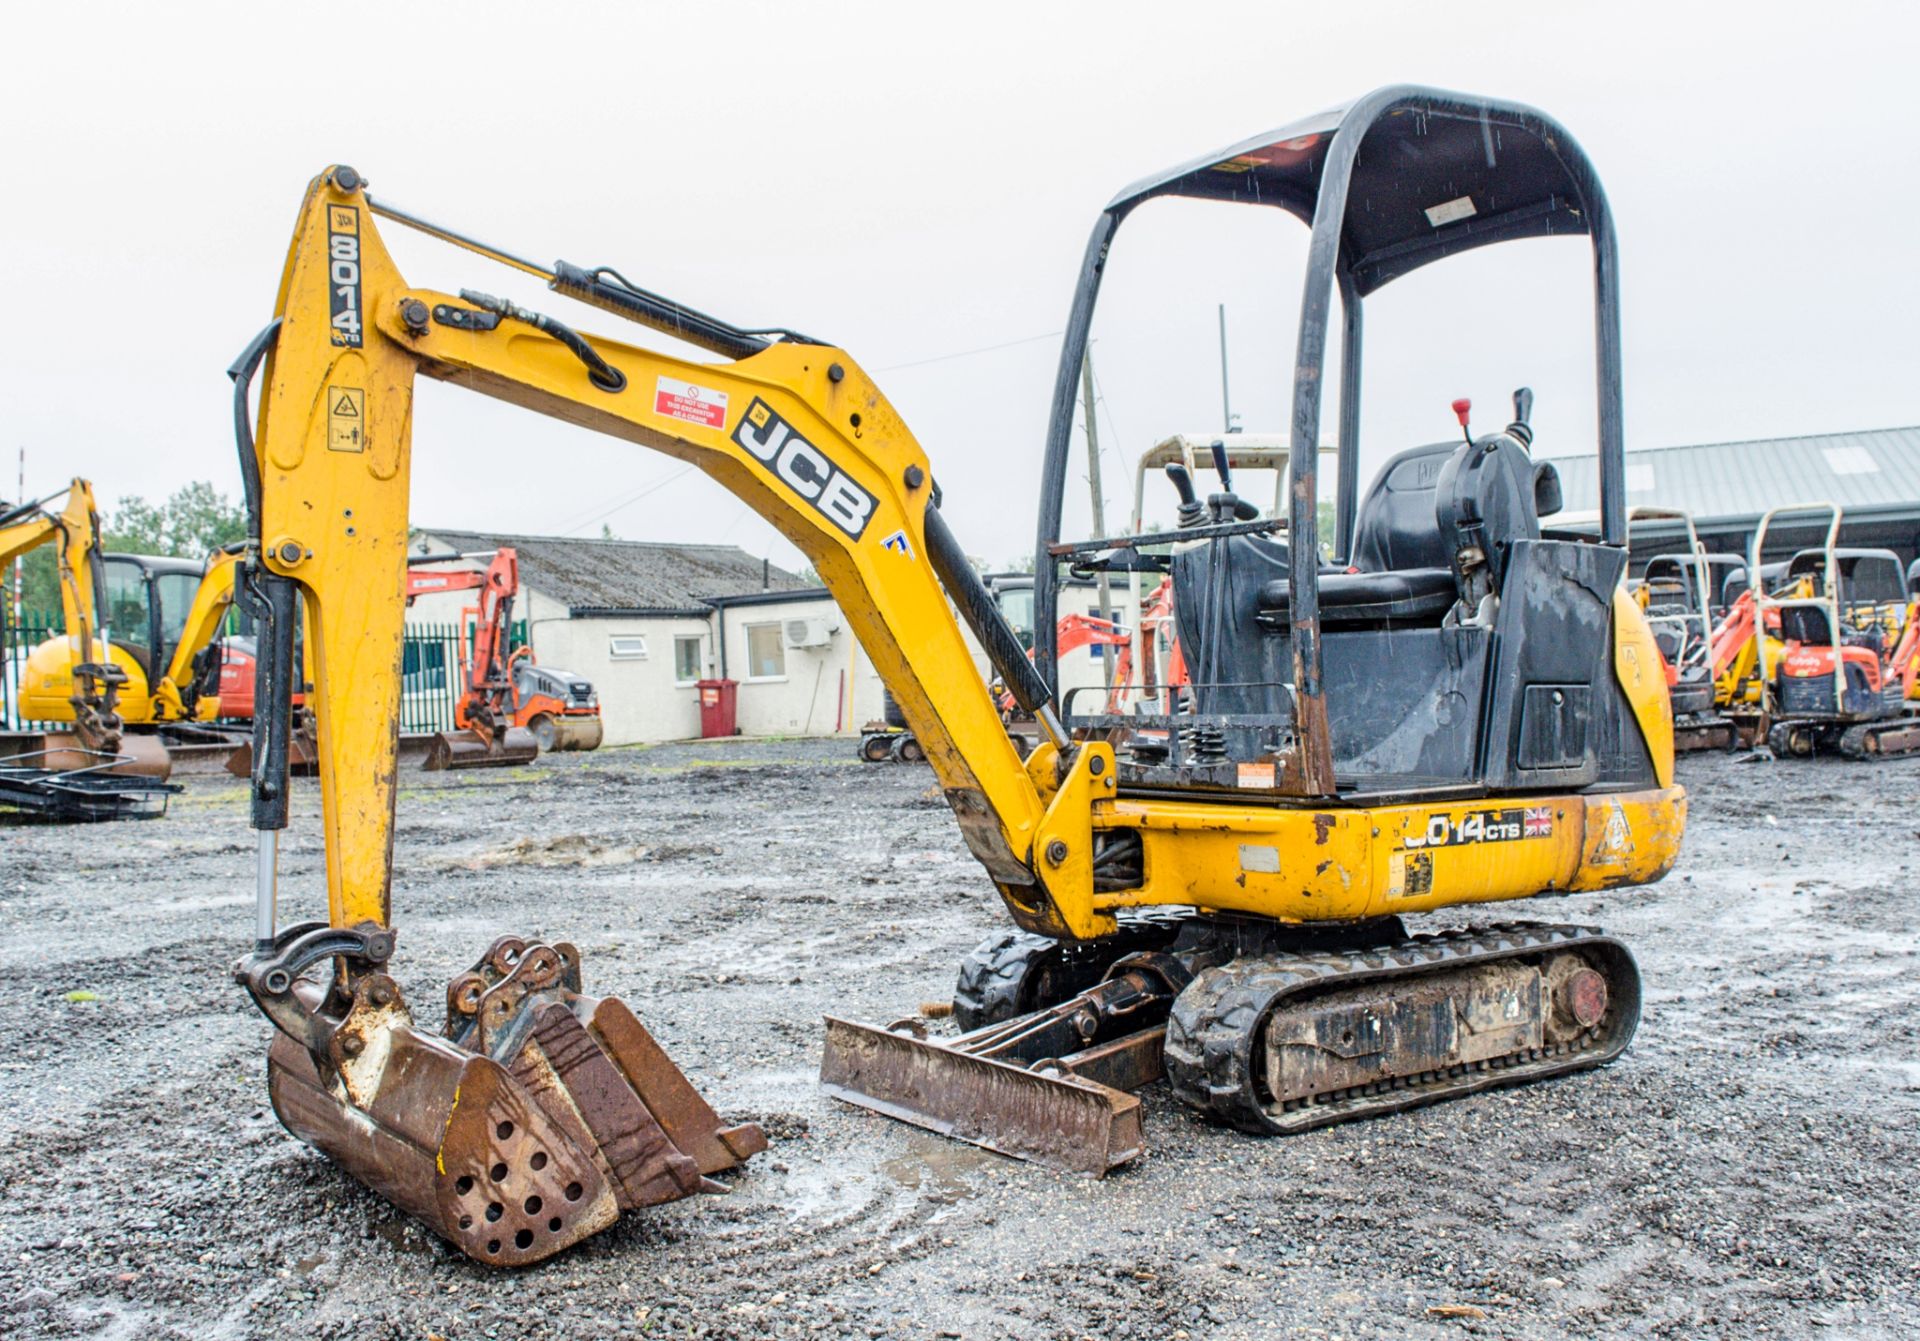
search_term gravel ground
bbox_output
[1,738,1916,1340]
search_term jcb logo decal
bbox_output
[733,399,876,541]
[327,205,363,348]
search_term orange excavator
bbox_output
[404,548,603,769]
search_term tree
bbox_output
[102,481,247,558]
[6,481,247,623]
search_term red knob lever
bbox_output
[1450,397,1472,428]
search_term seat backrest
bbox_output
[1779,604,1834,646]
[1434,435,1542,589]
[1349,442,1457,573]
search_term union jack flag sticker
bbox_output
[1523,806,1554,838]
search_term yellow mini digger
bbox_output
[230,86,1683,1267]
[0,480,181,817]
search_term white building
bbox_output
[407,529,888,747]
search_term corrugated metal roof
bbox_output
[414,528,809,616]
[1547,426,1920,524]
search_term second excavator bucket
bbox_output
[423,725,540,771]
[247,933,764,1267]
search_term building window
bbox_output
[674,635,703,684]
[608,634,649,660]
[745,622,786,679]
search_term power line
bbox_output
[554,463,699,536]
[875,329,1063,373]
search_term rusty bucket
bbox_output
[250,934,764,1266]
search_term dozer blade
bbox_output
[820,1017,1144,1176]
[819,956,1184,1175]
[423,726,540,771]
[251,934,763,1267]
[0,730,172,780]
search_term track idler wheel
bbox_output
[952,911,1188,1031]
[248,933,764,1267]
[1767,722,1815,758]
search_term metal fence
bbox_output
[1,609,525,735]
[1,612,61,731]
[400,620,529,735]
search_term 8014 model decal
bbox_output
[733,398,876,540]
[327,205,363,348]
[1404,806,1554,849]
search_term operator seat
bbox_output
[1256,442,1458,630]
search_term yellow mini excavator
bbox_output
[17,546,250,767]
[231,86,1683,1267]
[0,480,180,816]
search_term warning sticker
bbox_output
[653,376,729,429]
[327,386,365,453]
[1236,762,1276,788]
[1388,850,1435,899]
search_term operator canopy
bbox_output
[1108,88,1601,296]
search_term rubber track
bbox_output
[1839,714,1920,760]
[1164,922,1639,1135]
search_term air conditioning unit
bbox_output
[783,617,834,649]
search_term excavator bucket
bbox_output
[423,725,540,771]
[252,934,764,1267]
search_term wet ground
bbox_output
[1,739,1916,1340]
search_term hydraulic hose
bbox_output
[227,319,282,545]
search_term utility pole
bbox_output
[1218,304,1234,433]
[1079,353,1115,689]
[11,447,22,624]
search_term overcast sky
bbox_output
[5,1,1915,572]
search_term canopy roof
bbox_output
[1109,88,1601,297]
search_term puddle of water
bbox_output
[880,1131,993,1205]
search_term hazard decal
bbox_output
[327,386,365,453]
[1590,800,1635,865]
[654,375,729,429]
[327,205,363,348]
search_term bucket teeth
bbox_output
[263,937,762,1266]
